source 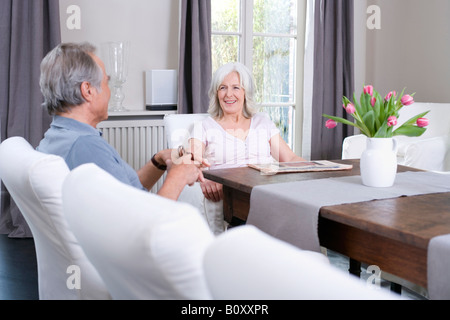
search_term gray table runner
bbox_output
[428,234,450,300]
[247,171,450,298]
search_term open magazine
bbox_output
[248,160,353,175]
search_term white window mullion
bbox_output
[253,32,296,39]
[300,0,314,159]
[212,31,241,37]
[260,103,295,108]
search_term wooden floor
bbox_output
[0,234,38,300]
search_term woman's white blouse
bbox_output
[191,113,280,170]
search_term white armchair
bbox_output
[0,137,111,300]
[342,102,450,172]
[163,113,217,230]
[62,163,214,300]
[203,225,401,300]
[164,113,209,150]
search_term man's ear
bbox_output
[80,81,94,102]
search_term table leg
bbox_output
[349,258,361,278]
[390,282,402,294]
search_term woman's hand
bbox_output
[200,179,223,202]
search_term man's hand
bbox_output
[166,154,205,185]
[171,145,211,169]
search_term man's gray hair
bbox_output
[40,42,103,115]
[208,62,257,119]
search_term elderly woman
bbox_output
[189,62,305,234]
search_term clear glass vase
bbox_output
[103,41,130,112]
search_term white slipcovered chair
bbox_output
[0,137,110,300]
[203,225,401,300]
[62,163,214,300]
[342,102,450,172]
[164,113,210,150]
[163,113,222,232]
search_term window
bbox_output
[211,0,299,148]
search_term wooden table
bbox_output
[203,159,450,289]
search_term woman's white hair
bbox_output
[208,62,257,119]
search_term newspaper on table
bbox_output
[248,160,353,175]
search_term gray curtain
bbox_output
[311,0,354,160]
[0,0,61,237]
[178,0,212,114]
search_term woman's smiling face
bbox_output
[217,71,245,116]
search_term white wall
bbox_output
[59,0,180,111]
[356,0,450,103]
[353,0,368,99]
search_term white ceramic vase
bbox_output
[360,137,398,187]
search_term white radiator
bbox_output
[97,118,166,193]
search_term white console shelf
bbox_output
[107,110,177,117]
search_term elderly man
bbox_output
[37,42,205,200]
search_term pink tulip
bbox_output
[387,116,397,127]
[371,97,376,107]
[325,119,337,129]
[401,95,414,106]
[345,103,356,114]
[416,118,429,127]
[363,85,374,96]
[385,91,396,101]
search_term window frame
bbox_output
[211,0,306,154]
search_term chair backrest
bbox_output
[163,113,209,148]
[163,113,210,220]
[397,102,450,139]
[62,163,214,300]
[0,137,110,300]
[342,103,450,172]
[203,225,401,300]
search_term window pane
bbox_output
[212,35,239,72]
[211,0,240,32]
[253,0,297,34]
[260,106,294,148]
[253,36,296,104]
